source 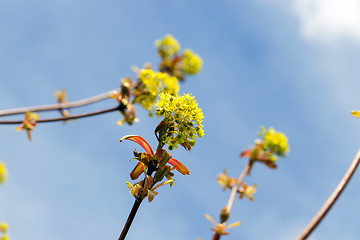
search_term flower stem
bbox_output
[118,167,155,240]
[296,149,360,240]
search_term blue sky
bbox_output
[1,0,360,239]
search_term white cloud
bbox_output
[294,0,360,42]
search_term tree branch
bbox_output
[296,149,360,240]
[226,162,251,213]
[0,89,120,116]
[0,105,121,124]
[211,162,251,240]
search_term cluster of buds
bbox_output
[121,93,204,202]
[155,34,203,81]
[110,78,138,125]
[0,162,7,184]
[121,135,190,203]
[240,126,289,171]
[0,222,8,240]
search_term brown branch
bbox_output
[211,162,251,240]
[212,233,221,240]
[296,148,360,240]
[0,106,121,124]
[226,162,251,214]
[0,89,120,116]
[118,197,143,240]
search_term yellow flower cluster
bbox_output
[0,162,7,184]
[154,34,180,57]
[258,126,289,159]
[181,49,203,75]
[0,222,8,240]
[351,110,360,118]
[137,69,179,112]
[156,92,204,150]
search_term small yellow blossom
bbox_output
[156,92,204,150]
[135,69,179,112]
[217,170,236,190]
[0,162,8,184]
[239,183,257,201]
[204,214,241,237]
[0,223,8,233]
[15,112,39,141]
[0,234,8,240]
[181,49,203,75]
[258,126,289,158]
[351,110,360,118]
[155,34,180,57]
[0,222,8,240]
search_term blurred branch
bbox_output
[212,162,251,240]
[0,105,121,124]
[0,89,120,116]
[296,148,360,240]
[226,162,251,213]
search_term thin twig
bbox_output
[226,162,251,213]
[0,106,121,124]
[0,89,120,116]
[296,149,360,240]
[118,198,143,240]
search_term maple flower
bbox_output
[217,170,236,191]
[0,222,8,240]
[15,112,39,141]
[0,223,8,233]
[0,162,7,184]
[181,49,203,75]
[134,69,179,112]
[259,126,289,158]
[155,92,204,151]
[240,126,289,169]
[154,34,180,58]
[120,135,190,180]
[351,110,360,118]
[0,234,8,240]
[239,183,257,201]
